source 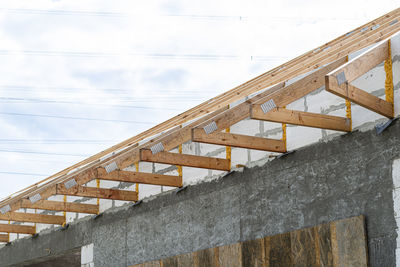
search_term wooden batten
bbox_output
[20,199,99,214]
[140,149,231,171]
[97,168,182,187]
[192,129,286,152]
[56,185,138,202]
[0,224,36,235]
[251,108,352,132]
[0,212,65,225]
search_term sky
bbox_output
[0,0,398,200]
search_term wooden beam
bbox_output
[251,107,352,132]
[140,149,230,171]
[326,76,394,118]
[0,212,65,225]
[329,40,389,83]
[0,224,35,235]
[192,129,286,152]
[0,234,7,243]
[20,199,99,214]
[97,168,182,187]
[56,185,138,202]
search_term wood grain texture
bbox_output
[20,199,99,214]
[57,185,138,201]
[218,243,242,267]
[140,149,230,171]
[0,224,35,234]
[0,212,65,225]
[251,108,351,132]
[316,223,334,267]
[192,130,286,152]
[97,168,182,187]
[0,234,8,243]
[334,215,368,267]
[269,232,293,267]
[242,238,266,267]
[290,227,317,267]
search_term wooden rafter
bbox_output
[0,212,65,225]
[97,168,182,187]
[326,39,394,118]
[251,108,351,132]
[192,129,286,152]
[0,9,399,219]
[56,185,138,202]
[0,234,7,243]
[140,150,231,171]
[20,199,99,214]
[0,224,35,235]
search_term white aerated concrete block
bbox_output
[81,243,94,265]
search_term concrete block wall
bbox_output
[1,33,400,250]
[1,119,400,266]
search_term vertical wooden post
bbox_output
[385,40,394,109]
[96,178,100,214]
[62,195,67,227]
[135,162,139,200]
[282,106,287,151]
[177,145,183,177]
[226,105,232,170]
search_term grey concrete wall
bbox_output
[1,120,400,267]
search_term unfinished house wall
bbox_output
[1,120,399,266]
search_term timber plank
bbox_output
[290,227,317,267]
[192,130,286,152]
[0,234,8,243]
[20,199,99,214]
[218,243,242,267]
[140,150,230,171]
[195,248,217,267]
[0,224,35,234]
[241,238,265,267]
[268,232,293,267]
[316,223,334,267]
[333,215,368,267]
[0,212,65,225]
[329,40,389,83]
[97,168,182,187]
[57,185,138,202]
[162,256,178,267]
[251,108,351,132]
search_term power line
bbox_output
[0,139,117,144]
[0,97,183,111]
[0,49,288,61]
[0,111,157,124]
[0,171,49,177]
[0,149,89,157]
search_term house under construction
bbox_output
[1,7,400,267]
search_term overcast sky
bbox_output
[0,0,398,200]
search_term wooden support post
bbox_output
[192,129,286,152]
[135,162,139,200]
[177,144,183,177]
[251,107,352,132]
[62,195,67,227]
[385,40,394,104]
[140,150,230,171]
[282,106,287,150]
[97,168,182,187]
[0,212,65,225]
[57,185,138,202]
[20,199,99,214]
[0,234,8,243]
[96,178,100,212]
[0,224,36,235]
